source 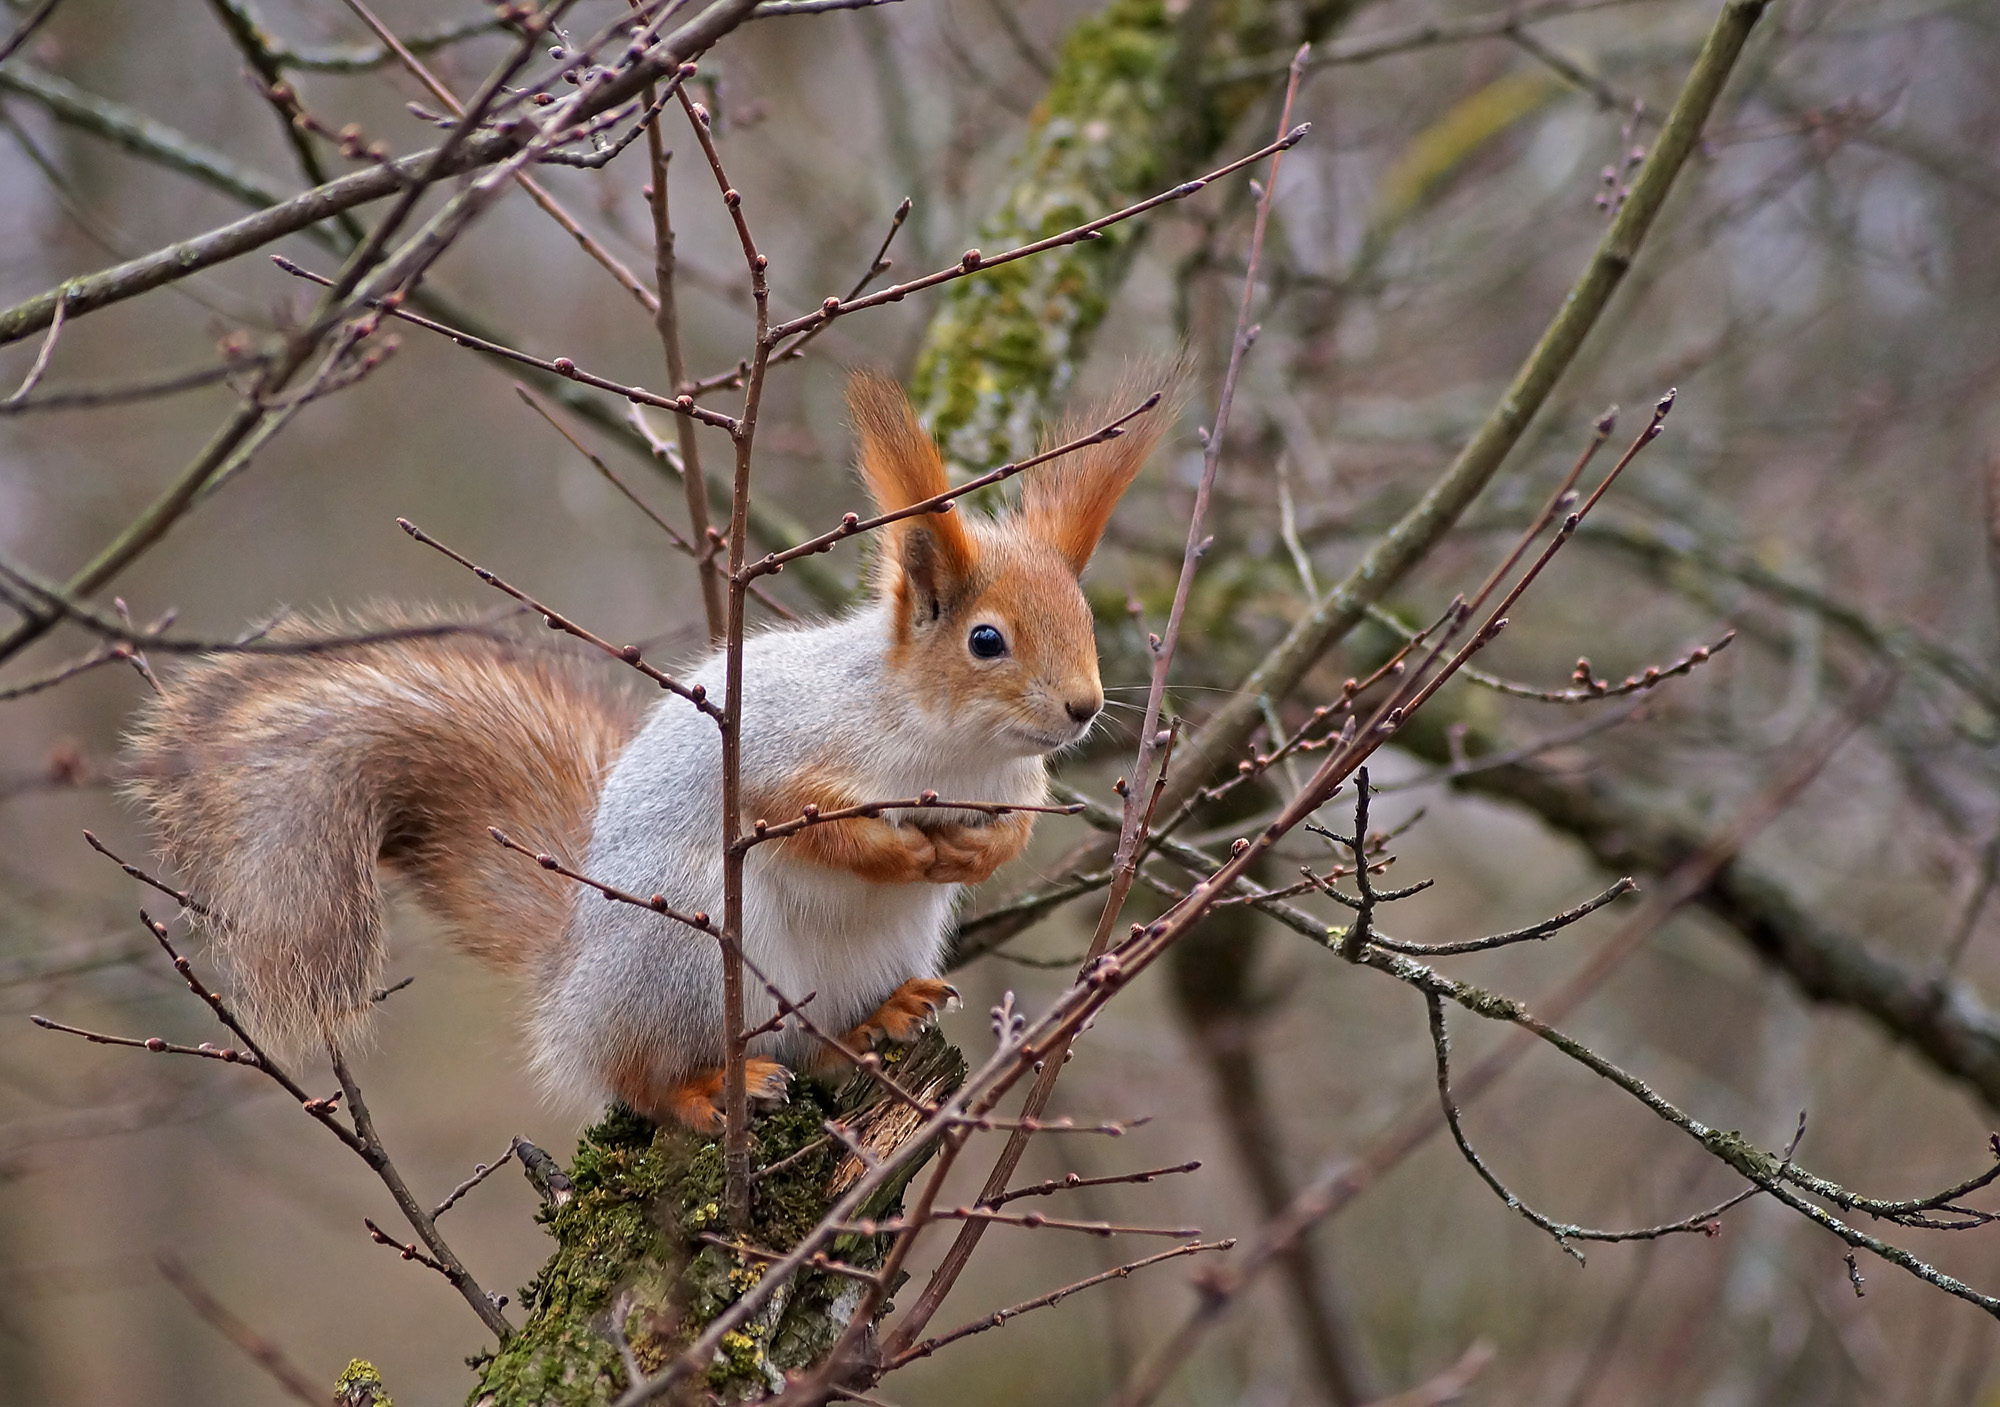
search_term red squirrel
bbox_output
[124,370,1173,1130]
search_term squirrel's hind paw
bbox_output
[645,1058,793,1133]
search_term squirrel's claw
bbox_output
[845,977,960,1051]
[746,1057,792,1107]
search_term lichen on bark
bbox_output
[468,1032,966,1406]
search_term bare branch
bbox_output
[270,255,738,432]
[738,795,1083,851]
[764,126,1310,344]
[398,518,725,720]
[884,1240,1234,1370]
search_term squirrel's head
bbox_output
[848,369,1178,759]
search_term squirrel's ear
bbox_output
[847,369,976,616]
[1020,359,1188,573]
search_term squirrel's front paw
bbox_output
[921,819,1026,884]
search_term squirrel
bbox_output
[123,370,1174,1131]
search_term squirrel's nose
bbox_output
[1065,696,1101,725]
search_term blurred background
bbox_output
[3,0,2000,1402]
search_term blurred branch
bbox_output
[884,1239,1234,1370]
[1357,1341,1496,1407]
[156,1251,327,1407]
[335,0,660,315]
[1214,0,1662,83]
[0,46,848,607]
[0,931,149,988]
[0,1,760,666]
[1110,682,2000,1404]
[1156,0,1771,817]
[0,60,335,232]
[0,353,264,415]
[0,0,63,66]
[0,0,766,348]
[259,8,506,73]
[1405,706,2000,1114]
[1582,512,2000,718]
[205,0,358,236]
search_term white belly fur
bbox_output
[529,605,1046,1111]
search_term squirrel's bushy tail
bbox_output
[124,609,638,1057]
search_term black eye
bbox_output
[968,624,1007,659]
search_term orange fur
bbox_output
[124,609,638,1055]
[745,766,1033,885]
[807,977,960,1075]
[1020,360,1190,571]
[847,369,978,621]
[848,977,959,1046]
[607,1054,792,1133]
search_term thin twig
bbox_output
[271,255,738,432]
[433,1143,518,1219]
[1366,878,1637,955]
[743,392,1163,579]
[979,1160,1202,1209]
[889,59,1309,1357]
[28,1015,261,1065]
[681,76,770,1238]
[1,292,64,406]
[885,1240,1234,1369]
[332,0,663,314]
[837,1208,1200,1238]
[738,795,1083,851]
[637,58,725,642]
[762,126,1309,344]
[1425,988,1760,1261]
[336,1051,514,1339]
[490,827,716,933]
[399,518,725,719]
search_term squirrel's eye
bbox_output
[968,624,1008,659]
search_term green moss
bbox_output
[1453,983,1526,1022]
[908,0,1181,471]
[335,1358,391,1406]
[470,1032,966,1406]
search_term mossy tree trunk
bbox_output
[911,0,1362,470]
[471,1033,964,1406]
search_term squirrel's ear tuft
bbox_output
[847,369,976,615]
[1020,358,1188,573]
